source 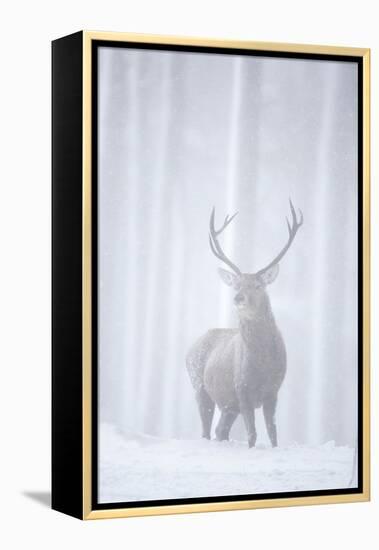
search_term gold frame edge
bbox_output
[362,49,371,501]
[81,31,371,520]
[83,30,369,57]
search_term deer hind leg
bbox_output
[236,386,257,448]
[263,393,278,447]
[215,408,238,441]
[196,386,215,439]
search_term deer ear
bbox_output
[218,268,241,289]
[259,264,279,286]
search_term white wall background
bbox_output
[0,0,377,549]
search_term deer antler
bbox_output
[256,199,303,276]
[209,207,241,275]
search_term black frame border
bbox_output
[90,40,364,511]
[52,31,84,520]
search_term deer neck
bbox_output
[238,298,277,347]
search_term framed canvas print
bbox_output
[52,31,370,520]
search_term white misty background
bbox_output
[98,47,358,449]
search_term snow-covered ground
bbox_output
[99,423,356,503]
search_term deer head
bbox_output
[209,201,303,320]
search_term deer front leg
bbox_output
[215,408,238,441]
[236,384,257,448]
[263,393,278,447]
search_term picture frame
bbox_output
[52,30,370,520]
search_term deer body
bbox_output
[186,202,302,447]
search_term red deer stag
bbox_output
[186,201,303,448]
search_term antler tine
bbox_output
[214,212,239,236]
[209,207,241,275]
[256,198,303,276]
